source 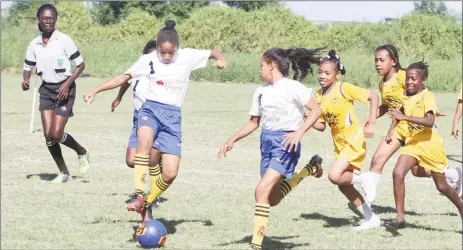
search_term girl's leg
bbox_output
[431,171,463,217]
[391,155,416,224]
[251,169,283,250]
[41,110,70,181]
[362,138,402,203]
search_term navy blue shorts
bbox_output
[127,110,157,149]
[137,101,182,157]
[260,130,301,179]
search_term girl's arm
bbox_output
[210,50,227,69]
[385,117,399,144]
[83,74,131,103]
[451,99,462,138]
[218,116,260,158]
[388,108,435,127]
[364,91,379,138]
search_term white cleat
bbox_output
[353,214,381,231]
[78,149,91,175]
[456,167,462,197]
[50,173,71,183]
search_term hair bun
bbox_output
[165,20,176,29]
[327,50,339,60]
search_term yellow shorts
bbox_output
[399,132,448,173]
[332,125,366,170]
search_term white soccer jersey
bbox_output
[23,30,84,83]
[129,76,149,111]
[249,78,313,131]
[125,48,211,107]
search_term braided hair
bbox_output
[319,49,346,75]
[376,44,404,70]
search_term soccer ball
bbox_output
[136,220,167,248]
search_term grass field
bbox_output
[1,73,462,249]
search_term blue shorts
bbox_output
[127,110,158,149]
[260,130,301,179]
[137,101,182,157]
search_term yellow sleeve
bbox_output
[340,82,369,104]
[424,92,438,115]
[459,89,462,101]
[397,70,406,89]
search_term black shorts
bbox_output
[38,79,76,117]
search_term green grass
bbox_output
[1,24,461,91]
[1,73,462,249]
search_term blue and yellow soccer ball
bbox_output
[136,220,167,248]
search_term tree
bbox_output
[413,1,449,16]
[92,1,209,25]
[223,1,278,12]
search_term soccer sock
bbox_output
[46,140,69,175]
[145,175,170,207]
[445,168,459,183]
[280,164,318,199]
[59,132,86,155]
[351,174,362,185]
[149,164,161,189]
[134,154,149,195]
[368,171,381,185]
[358,202,373,220]
[251,203,270,250]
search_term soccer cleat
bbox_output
[383,219,406,230]
[307,154,323,178]
[456,167,462,197]
[78,149,91,175]
[153,197,161,208]
[126,193,144,212]
[50,173,71,183]
[352,214,380,231]
[139,205,153,222]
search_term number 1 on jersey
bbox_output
[149,61,155,74]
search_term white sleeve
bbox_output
[249,87,263,116]
[290,82,312,106]
[63,36,84,66]
[185,48,211,71]
[23,42,36,72]
[124,55,153,79]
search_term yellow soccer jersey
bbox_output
[315,82,369,133]
[395,89,438,141]
[379,69,406,110]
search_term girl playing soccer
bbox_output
[360,45,460,203]
[312,50,381,230]
[83,40,162,218]
[218,47,324,250]
[122,21,227,220]
[383,61,463,229]
[22,4,90,183]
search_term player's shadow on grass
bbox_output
[382,220,461,237]
[294,212,352,228]
[371,204,458,217]
[447,154,462,163]
[128,219,214,243]
[218,235,310,249]
[26,173,87,182]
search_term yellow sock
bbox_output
[134,154,149,194]
[145,175,170,207]
[280,164,318,199]
[149,164,161,189]
[251,203,270,250]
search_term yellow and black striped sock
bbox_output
[145,175,170,207]
[280,164,318,199]
[250,203,270,250]
[149,164,161,189]
[134,154,149,195]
